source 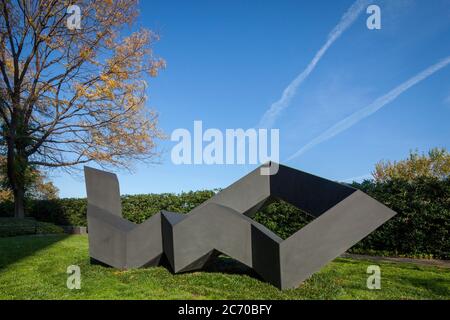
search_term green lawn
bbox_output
[0,235,449,299]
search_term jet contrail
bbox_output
[286,55,450,162]
[258,0,370,129]
[341,173,372,183]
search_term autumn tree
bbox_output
[0,0,165,217]
[372,148,450,182]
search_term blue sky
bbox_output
[53,0,450,197]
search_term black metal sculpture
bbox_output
[84,162,396,289]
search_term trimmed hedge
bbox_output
[0,178,448,259]
[0,218,64,237]
[0,191,215,226]
[350,177,450,259]
[253,201,312,240]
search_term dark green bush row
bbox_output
[253,201,312,239]
[349,177,450,259]
[0,178,448,258]
[0,218,64,237]
[0,191,215,226]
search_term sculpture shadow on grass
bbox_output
[201,254,263,281]
[90,248,263,283]
[0,234,68,271]
[84,162,397,290]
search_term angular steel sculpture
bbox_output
[84,162,396,289]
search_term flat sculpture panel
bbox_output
[84,167,163,269]
[84,162,397,289]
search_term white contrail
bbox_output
[341,174,372,183]
[286,55,450,162]
[258,0,370,129]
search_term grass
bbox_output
[0,235,449,300]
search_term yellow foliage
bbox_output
[373,148,450,182]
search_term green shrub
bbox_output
[350,177,450,259]
[121,191,215,223]
[28,198,87,226]
[253,200,312,239]
[0,190,216,226]
[0,218,64,237]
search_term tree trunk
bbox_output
[13,187,25,219]
[6,128,27,219]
